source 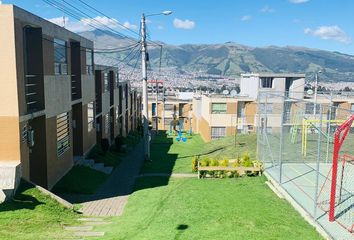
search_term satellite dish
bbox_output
[307,89,314,95]
[230,90,237,97]
[222,90,229,95]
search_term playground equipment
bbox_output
[317,114,354,233]
[301,119,344,156]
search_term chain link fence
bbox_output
[257,92,354,239]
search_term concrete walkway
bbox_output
[69,141,145,217]
[138,173,197,178]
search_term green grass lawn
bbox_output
[0,181,80,240]
[52,166,108,194]
[91,176,322,240]
[142,133,257,174]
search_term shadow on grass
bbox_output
[0,181,43,212]
[57,132,179,204]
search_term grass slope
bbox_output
[142,133,257,174]
[53,166,108,194]
[0,182,80,240]
[92,177,322,240]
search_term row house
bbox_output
[148,92,193,132]
[0,5,141,201]
[94,65,141,147]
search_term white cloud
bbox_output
[241,15,252,21]
[47,16,137,32]
[289,0,310,3]
[260,5,275,13]
[122,21,138,30]
[0,1,3,4]
[304,25,351,44]
[157,25,164,30]
[173,18,195,30]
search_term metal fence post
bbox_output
[279,96,285,184]
[313,104,323,219]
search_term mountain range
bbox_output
[79,30,354,83]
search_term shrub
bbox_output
[114,136,123,151]
[241,152,253,167]
[101,139,110,155]
[200,157,211,167]
[210,159,219,167]
[191,156,199,172]
[219,158,229,167]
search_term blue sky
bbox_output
[3,0,354,54]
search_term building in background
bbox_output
[0,5,141,201]
[148,91,193,132]
[240,73,305,99]
[192,94,256,142]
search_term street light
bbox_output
[313,70,322,116]
[141,10,172,161]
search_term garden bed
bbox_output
[192,152,263,179]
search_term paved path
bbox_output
[138,173,197,178]
[65,142,145,217]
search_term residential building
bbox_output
[192,94,256,142]
[148,92,193,132]
[0,5,141,201]
[240,73,305,99]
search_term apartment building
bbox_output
[148,92,193,132]
[0,5,141,200]
[192,94,257,141]
[240,73,305,99]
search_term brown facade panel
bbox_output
[245,102,257,124]
[227,102,237,114]
[42,35,55,76]
[45,115,73,190]
[199,117,211,142]
[0,117,21,161]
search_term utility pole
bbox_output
[155,81,159,134]
[313,70,322,117]
[141,14,150,160]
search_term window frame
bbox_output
[57,112,70,157]
[211,127,226,139]
[86,49,93,75]
[211,103,227,114]
[87,102,95,132]
[54,38,68,75]
[260,77,274,89]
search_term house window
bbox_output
[103,73,109,92]
[305,103,320,114]
[104,113,110,135]
[115,72,119,87]
[351,104,354,112]
[57,112,70,156]
[54,38,68,75]
[211,103,227,114]
[152,103,156,116]
[211,127,226,139]
[86,49,93,75]
[164,104,174,111]
[260,77,273,88]
[258,103,273,114]
[87,102,94,132]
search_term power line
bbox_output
[42,0,138,45]
[75,0,163,48]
